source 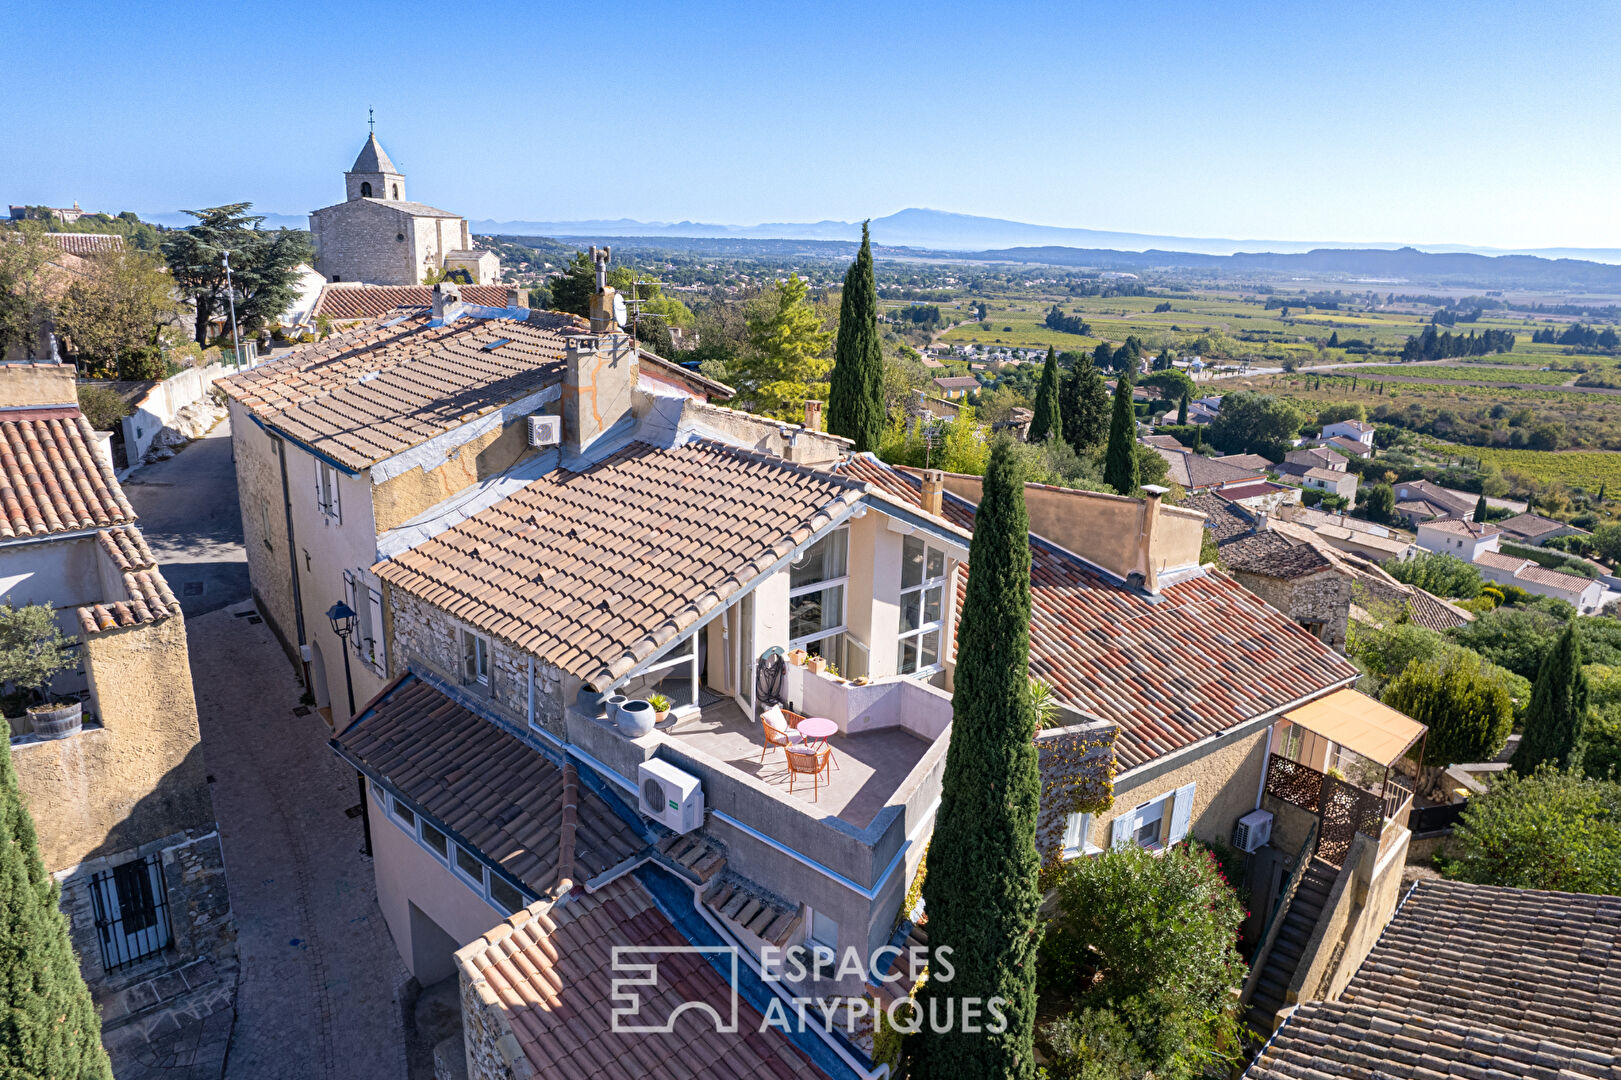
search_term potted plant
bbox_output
[0,601,80,740]
[617,698,655,738]
[648,693,673,726]
[806,655,828,675]
[787,648,808,667]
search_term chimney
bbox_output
[506,285,527,311]
[563,332,637,455]
[587,245,620,332]
[920,469,945,519]
[431,281,463,323]
[803,399,824,432]
[1135,484,1170,594]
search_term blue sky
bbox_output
[12,1,1621,248]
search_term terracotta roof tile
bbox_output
[835,456,1358,770]
[1156,449,1263,490]
[311,284,513,322]
[46,233,124,256]
[217,309,581,471]
[77,526,182,636]
[0,413,134,539]
[376,440,865,688]
[1184,493,1256,543]
[334,675,641,895]
[1246,880,1621,1079]
[459,875,828,1078]
[1221,531,1337,579]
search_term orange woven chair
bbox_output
[785,743,833,801]
[758,707,804,762]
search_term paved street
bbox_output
[190,604,411,1080]
[124,420,251,618]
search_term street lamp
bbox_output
[325,601,358,717]
[221,251,243,367]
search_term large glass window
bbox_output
[460,629,489,687]
[898,536,947,675]
[790,528,849,670]
[627,632,700,714]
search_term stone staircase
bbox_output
[1247,857,1339,1033]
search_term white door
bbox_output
[95,859,170,969]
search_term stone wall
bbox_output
[1229,566,1350,652]
[386,587,565,733]
[311,200,419,285]
[0,360,76,406]
[1035,720,1117,873]
[17,616,212,870]
[228,400,300,668]
[1083,726,1271,853]
[457,945,528,1080]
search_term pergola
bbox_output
[1280,688,1427,820]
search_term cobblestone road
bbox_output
[190,605,410,1080]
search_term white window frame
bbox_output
[417,818,449,863]
[390,794,416,830]
[460,628,490,688]
[789,527,850,670]
[634,632,701,717]
[898,536,949,677]
[315,460,342,524]
[1062,812,1100,859]
[1109,783,1196,852]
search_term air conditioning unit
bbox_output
[527,414,560,448]
[638,759,704,834]
[1233,809,1274,854]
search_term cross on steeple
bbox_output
[368,107,375,134]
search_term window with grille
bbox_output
[90,857,171,971]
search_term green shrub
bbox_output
[0,602,76,708]
[1386,551,1483,599]
[1443,768,1621,895]
[76,385,129,432]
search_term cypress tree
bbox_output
[1093,341,1114,372]
[828,221,885,451]
[0,738,111,1078]
[1511,622,1590,774]
[1103,369,1140,495]
[1598,482,1607,504]
[1192,425,1203,451]
[1061,358,1110,453]
[1028,346,1061,442]
[1177,391,1189,426]
[912,438,1040,1080]
[1473,494,1487,523]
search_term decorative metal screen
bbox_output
[1265,753,1325,813]
[1317,776,1385,866]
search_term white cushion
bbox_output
[762,705,788,731]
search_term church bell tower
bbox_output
[345,130,405,202]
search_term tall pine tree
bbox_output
[1103,369,1140,495]
[1177,391,1189,426]
[1511,622,1590,774]
[1027,346,1061,442]
[0,738,111,1078]
[912,438,1040,1080]
[1473,494,1487,523]
[1060,357,1109,453]
[828,221,885,451]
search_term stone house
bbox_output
[1301,466,1358,501]
[0,361,234,1071]
[1391,479,1473,525]
[215,283,730,729]
[1320,419,1375,447]
[309,132,502,286]
[1474,550,1605,612]
[315,283,1416,1077]
[1217,530,1353,651]
[1283,445,1348,473]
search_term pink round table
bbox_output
[796,716,837,742]
[795,717,839,770]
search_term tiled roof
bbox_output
[376,440,865,689]
[1419,517,1499,538]
[1474,550,1596,595]
[1330,419,1374,432]
[311,284,513,321]
[46,233,123,256]
[1247,880,1621,1079]
[1287,446,1348,469]
[1157,450,1263,491]
[77,525,183,636]
[835,456,1358,770]
[361,198,462,218]
[1213,453,1274,470]
[349,133,399,174]
[1141,435,1188,452]
[334,674,641,895]
[458,874,827,1079]
[1340,552,1472,631]
[1497,511,1577,540]
[932,376,979,390]
[1221,531,1336,580]
[1217,481,1285,502]
[1394,480,1472,516]
[0,413,135,539]
[217,309,580,471]
[1303,466,1350,483]
[1184,493,1256,543]
[1325,435,1373,455]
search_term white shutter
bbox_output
[328,464,342,524]
[1110,813,1135,850]
[1167,782,1197,845]
[367,587,386,675]
[343,570,359,656]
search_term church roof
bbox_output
[349,133,399,175]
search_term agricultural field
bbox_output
[1354,363,1579,385]
[1456,447,1621,490]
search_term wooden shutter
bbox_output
[1110,813,1134,850]
[367,587,386,675]
[1167,782,1197,845]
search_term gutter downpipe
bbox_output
[276,436,310,687]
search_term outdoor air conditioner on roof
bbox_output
[1233,809,1273,853]
[528,414,560,448]
[638,758,704,834]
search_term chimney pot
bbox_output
[920,469,945,519]
[431,281,463,322]
[507,285,526,311]
[803,399,824,432]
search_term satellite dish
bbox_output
[612,293,627,328]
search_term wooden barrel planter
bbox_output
[28,701,82,740]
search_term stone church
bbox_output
[309,133,501,286]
